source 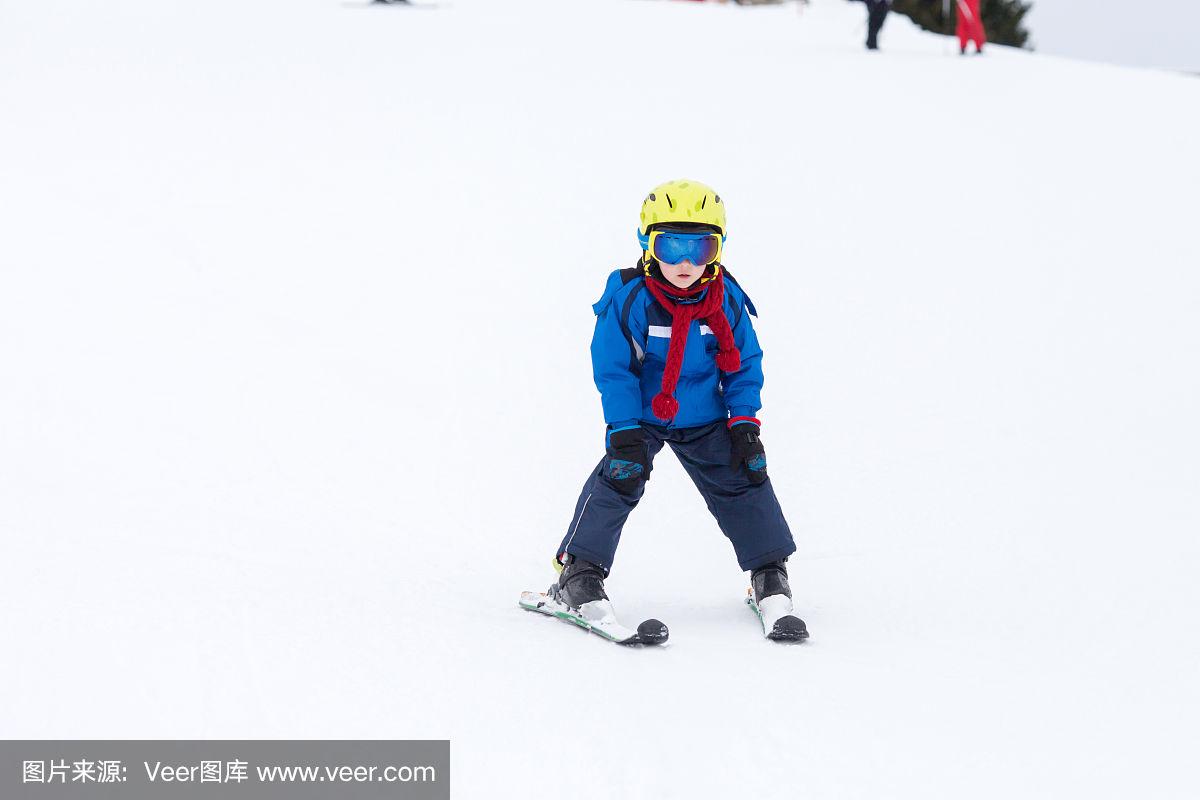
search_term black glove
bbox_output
[605,427,652,494]
[729,422,768,484]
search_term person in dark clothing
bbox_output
[865,0,891,50]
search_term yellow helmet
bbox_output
[638,179,726,237]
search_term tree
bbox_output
[889,0,1033,49]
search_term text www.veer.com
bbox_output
[257,764,436,783]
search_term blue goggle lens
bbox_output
[652,232,721,265]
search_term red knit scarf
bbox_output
[643,270,741,422]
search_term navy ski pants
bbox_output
[557,421,796,573]
[865,0,890,49]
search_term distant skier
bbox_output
[956,0,986,54]
[527,180,808,643]
[865,0,891,50]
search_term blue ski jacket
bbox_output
[590,266,764,431]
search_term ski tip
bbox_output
[635,618,669,645]
[767,615,809,642]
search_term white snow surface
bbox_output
[2,0,1199,797]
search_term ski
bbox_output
[746,588,809,642]
[519,590,668,646]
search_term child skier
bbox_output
[956,0,986,54]
[523,179,807,643]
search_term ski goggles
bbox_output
[638,229,725,266]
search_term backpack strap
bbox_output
[618,276,646,371]
[721,266,758,327]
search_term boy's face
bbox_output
[660,259,705,289]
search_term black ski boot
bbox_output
[750,560,809,641]
[554,555,609,610]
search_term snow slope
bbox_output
[2,0,1199,797]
